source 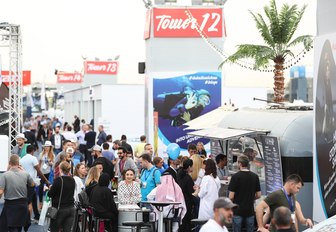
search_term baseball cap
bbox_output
[89,145,102,152]
[213,197,238,210]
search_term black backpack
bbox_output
[78,189,90,208]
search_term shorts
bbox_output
[27,186,35,203]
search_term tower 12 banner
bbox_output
[153,72,221,151]
[314,35,336,220]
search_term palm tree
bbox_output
[222,0,313,103]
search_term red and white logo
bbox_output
[84,61,118,75]
[1,70,31,86]
[57,73,82,83]
[153,8,223,37]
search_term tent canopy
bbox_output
[187,127,268,141]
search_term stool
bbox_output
[91,208,112,232]
[136,210,157,231]
[163,207,182,232]
[122,221,146,232]
[191,219,208,231]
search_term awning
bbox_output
[183,106,237,130]
[188,127,263,140]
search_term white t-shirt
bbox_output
[20,154,39,185]
[200,219,229,232]
[54,134,61,149]
[199,175,221,219]
[73,176,85,202]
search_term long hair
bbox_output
[85,166,100,186]
[204,159,217,178]
[190,155,203,181]
[42,146,55,163]
[74,163,86,177]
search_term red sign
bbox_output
[144,9,152,40]
[57,73,82,83]
[84,61,118,75]
[153,8,223,37]
[1,70,31,86]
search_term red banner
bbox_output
[1,70,31,86]
[153,8,223,37]
[84,61,118,75]
[57,73,82,83]
[144,9,152,40]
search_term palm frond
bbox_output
[250,11,275,47]
[285,4,307,43]
[278,4,298,43]
[282,50,295,59]
[265,0,281,45]
[287,35,313,50]
[219,44,275,69]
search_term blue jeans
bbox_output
[233,215,255,232]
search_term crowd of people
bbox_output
[0,115,315,232]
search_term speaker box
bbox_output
[138,62,146,74]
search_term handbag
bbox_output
[46,176,64,220]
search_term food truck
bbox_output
[186,106,313,223]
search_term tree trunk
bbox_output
[273,61,285,103]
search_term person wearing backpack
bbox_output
[139,153,161,201]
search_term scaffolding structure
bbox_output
[0,23,23,150]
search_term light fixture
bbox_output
[154,0,177,5]
[192,0,227,5]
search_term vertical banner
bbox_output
[314,34,336,221]
[153,72,221,155]
[261,136,283,195]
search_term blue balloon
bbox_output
[167,143,180,160]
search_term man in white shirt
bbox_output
[62,125,77,141]
[200,197,237,232]
[20,145,50,221]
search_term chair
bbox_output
[91,208,112,232]
[122,221,146,232]
[163,207,183,232]
[135,210,157,231]
[191,219,208,231]
[78,194,92,232]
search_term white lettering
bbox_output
[155,15,197,31]
[87,63,107,71]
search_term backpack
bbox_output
[141,167,160,184]
[78,189,90,208]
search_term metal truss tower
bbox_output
[0,23,23,150]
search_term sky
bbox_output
[0,0,316,87]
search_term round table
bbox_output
[142,201,181,232]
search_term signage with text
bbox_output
[57,73,82,83]
[1,70,31,86]
[153,8,223,37]
[261,136,283,194]
[84,61,118,75]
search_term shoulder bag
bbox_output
[46,176,64,219]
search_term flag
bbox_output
[41,81,46,110]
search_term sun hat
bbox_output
[42,141,53,147]
[15,133,27,141]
